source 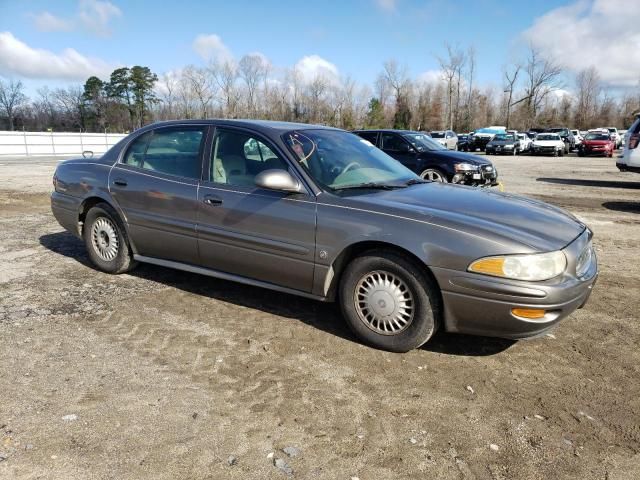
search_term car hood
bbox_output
[583,140,610,145]
[419,150,492,166]
[339,183,585,252]
[488,140,517,146]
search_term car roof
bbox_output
[145,119,342,134]
[353,129,421,134]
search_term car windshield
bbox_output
[493,134,514,141]
[430,132,445,138]
[585,133,609,140]
[536,134,559,141]
[607,128,616,133]
[283,130,419,191]
[403,133,446,151]
[547,128,566,134]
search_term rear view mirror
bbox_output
[255,169,303,193]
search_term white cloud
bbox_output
[30,0,121,37]
[193,34,233,63]
[376,0,398,12]
[78,0,122,36]
[30,12,73,32]
[294,55,340,85]
[523,0,640,87]
[417,69,444,85]
[0,32,114,81]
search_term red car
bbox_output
[578,131,614,157]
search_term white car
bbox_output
[430,130,458,150]
[531,133,565,156]
[606,127,622,148]
[517,133,532,152]
[571,129,583,147]
[617,116,640,173]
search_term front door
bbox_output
[380,132,418,171]
[196,127,317,292]
[109,126,207,265]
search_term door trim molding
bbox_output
[133,254,328,302]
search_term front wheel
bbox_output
[420,168,448,183]
[339,251,440,352]
[84,203,137,274]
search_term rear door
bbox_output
[380,132,418,171]
[196,126,317,292]
[109,125,207,264]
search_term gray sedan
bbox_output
[51,120,598,352]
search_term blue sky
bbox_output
[0,0,636,95]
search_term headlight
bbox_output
[454,163,477,172]
[468,251,567,281]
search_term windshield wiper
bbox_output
[404,178,428,186]
[333,182,406,191]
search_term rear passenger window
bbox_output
[356,131,378,145]
[139,127,205,179]
[381,133,406,151]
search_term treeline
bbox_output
[1,46,639,133]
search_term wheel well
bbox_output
[78,197,109,234]
[328,241,441,301]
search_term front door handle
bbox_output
[203,195,223,206]
[113,179,128,187]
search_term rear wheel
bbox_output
[420,168,448,183]
[84,203,137,274]
[339,251,440,352]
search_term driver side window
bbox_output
[381,133,407,151]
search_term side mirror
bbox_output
[255,169,303,193]
[82,150,94,158]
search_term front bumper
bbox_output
[431,229,597,339]
[580,146,612,156]
[453,166,498,187]
[486,145,516,155]
[531,146,559,156]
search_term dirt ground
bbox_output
[0,153,639,480]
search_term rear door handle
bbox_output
[203,195,223,206]
[113,179,128,187]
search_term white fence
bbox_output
[0,131,128,157]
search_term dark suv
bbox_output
[545,127,576,153]
[353,129,498,186]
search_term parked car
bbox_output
[470,126,506,151]
[430,130,458,150]
[485,132,521,155]
[579,131,614,157]
[605,127,622,148]
[353,129,498,186]
[531,133,566,156]
[571,129,583,147]
[617,115,640,173]
[517,133,532,152]
[457,134,471,152]
[51,119,598,352]
[545,127,576,153]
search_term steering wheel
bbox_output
[343,162,361,173]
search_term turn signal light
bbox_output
[511,308,546,319]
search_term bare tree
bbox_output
[464,46,476,131]
[575,67,601,129]
[523,46,563,124]
[238,54,270,117]
[0,78,27,130]
[437,44,466,130]
[211,60,239,118]
[182,65,216,118]
[503,63,521,129]
[52,86,86,129]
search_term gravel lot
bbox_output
[1,152,639,479]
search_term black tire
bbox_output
[558,149,564,157]
[420,168,448,183]
[339,250,441,352]
[83,202,137,274]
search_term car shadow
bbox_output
[536,178,640,189]
[602,201,640,214]
[40,231,513,357]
